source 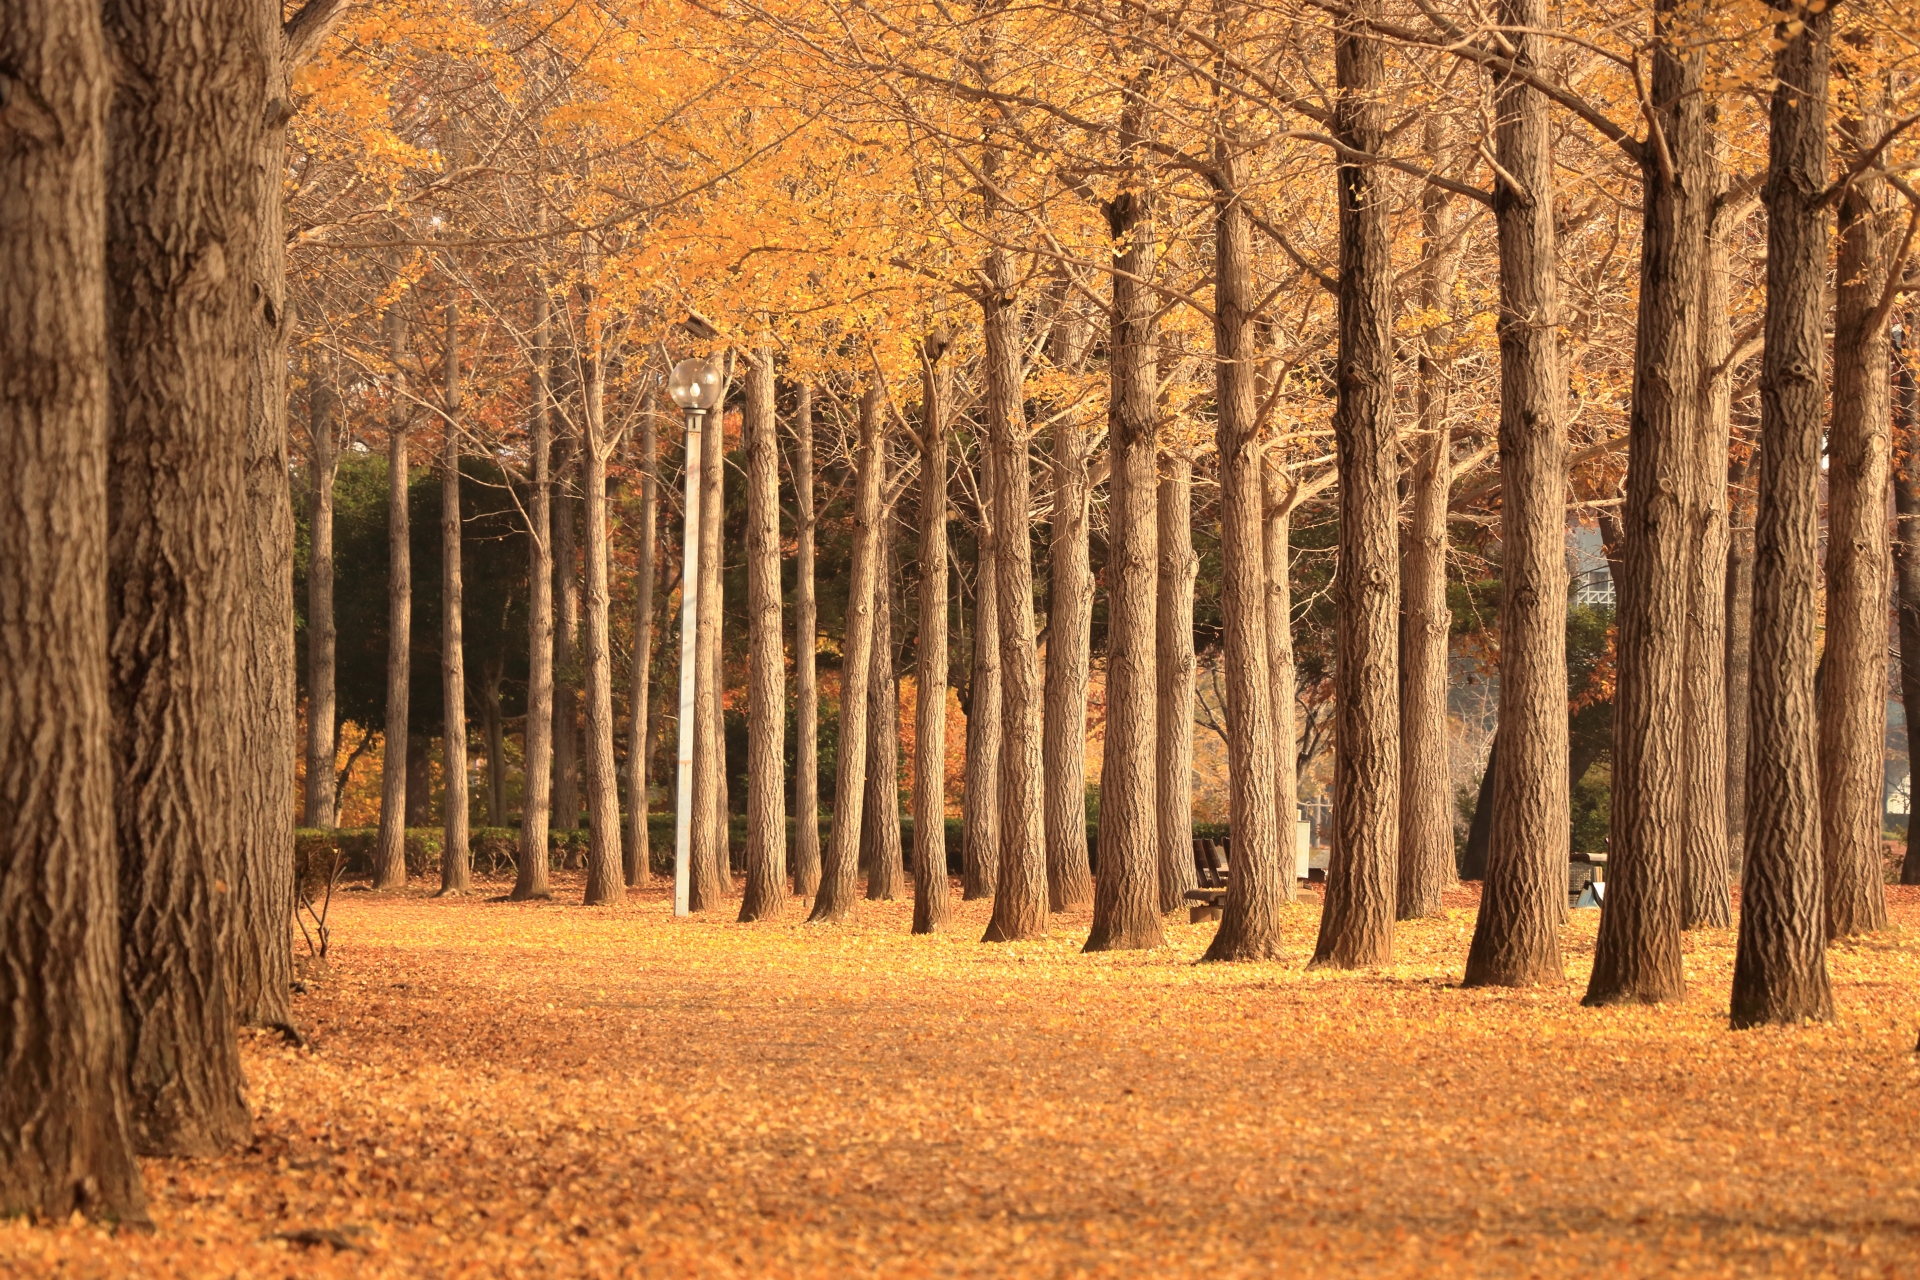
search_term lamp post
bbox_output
[666,356,724,916]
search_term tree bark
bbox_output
[372,299,413,892]
[1464,0,1567,988]
[740,336,787,921]
[791,385,822,897]
[864,532,907,899]
[513,284,555,901]
[1587,2,1703,1006]
[1043,381,1095,913]
[1684,113,1735,930]
[1731,2,1836,1028]
[438,300,471,895]
[1894,333,1920,885]
[688,370,725,910]
[983,250,1050,944]
[303,362,341,828]
[0,1,147,1213]
[1156,449,1200,913]
[553,420,582,835]
[1263,458,1300,908]
[1087,172,1165,952]
[809,385,886,922]
[962,466,1002,901]
[625,395,658,887]
[1397,117,1460,923]
[1313,3,1398,969]
[104,0,261,1154]
[578,296,623,907]
[1725,447,1755,865]
[913,339,954,933]
[1818,67,1893,940]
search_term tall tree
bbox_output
[740,336,787,921]
[982,247,1050,944]
[1724,446,1756,863]
[1894,327,1920,886]
[790,384,822,897]
[1156,446,1199,914]
[1042,313,1096,913]
[371,295,414,891]
[962,464,1002,901]
[577,284,624,906]
[105,0,261,1153]
[1396,119,1460,922]
[513,284,555,901]
[625,394,658,888]
[1087,165,1165,952]
[552,418,582,835]
[1587,0,1704,1006]
[1313,0,1398,969]
[912,335,955,933]
[809,384,886,922]
[302,358,342,829]
[864,532,907,899]
[1819,54,1895,940]
[438,299,471,895]
[1263,457,1300,909]
[1731,0,1836,1029]
[0,0,147,1213]
[1464,0,1567,987]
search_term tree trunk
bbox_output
[1893,334,1920,885]
[1397,117,1460,923]
[1731,3,1835,1028]
[864,533,907,899]
[740,337,787,921]
[553,422,581,836]
[791,385,822,897]
[1818,70,1893,940]
[1043,390,1095,913]
[372,300,413,891]
[578,302,623,907]
[1087,171,1165,952]
[1205,145,1286,964]
[913,340,954,933]
[234,2,301,1035]
[1156,449,1200,913]
[983,250,1050,944]
[439,301,471,896]
[1586,3,1703,1006]
[1464,0,1567,988]
[688,371,725,910]
[962,470,1002,901]
[303,364,341,828]
[809,385,886,922]
[1684,113,1735,930]
[625,395,658,887]
[0,2,147,1212]
[104,0,261,1155]
[513,285,555,901]
[1725,447,1755,865]
[1313,4,1398,969]
[1263,458,1299,908]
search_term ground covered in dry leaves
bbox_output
[8,878,1920,1277]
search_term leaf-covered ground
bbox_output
[9,879,1920,1277]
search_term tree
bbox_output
[372,292,415,892]
[303,358,343,829]
[1043,304,1096,915]
[962,463,1002,901]
[105,0,261,1154]
[1312,0,1398,970]
[1732,0,1836,1029]
[740,335,787,921]
[810,384,887,922]
[912,335,955,933]
[1086,162,1165,953]
[1156,446,1199,914]
[0,0,146,1215]
[1464,0,1566,989]
[791,384,823,897]
[514,283,556,901]
[577,281,625,906]
[438,299,472,895]
[863,531,906,900]
[625,395,659,888]
[1897,327,1920,887]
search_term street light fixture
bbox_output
[666,356,723,917]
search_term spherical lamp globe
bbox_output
[667,357,723,411]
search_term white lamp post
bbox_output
[666,355,724,916]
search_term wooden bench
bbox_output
[1183,838,1230,923]
[1569,852,1607,909]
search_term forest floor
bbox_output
[6,876,1920,1278]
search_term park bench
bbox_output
[1183,839,1230,923]
[1570,852,1607,909]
